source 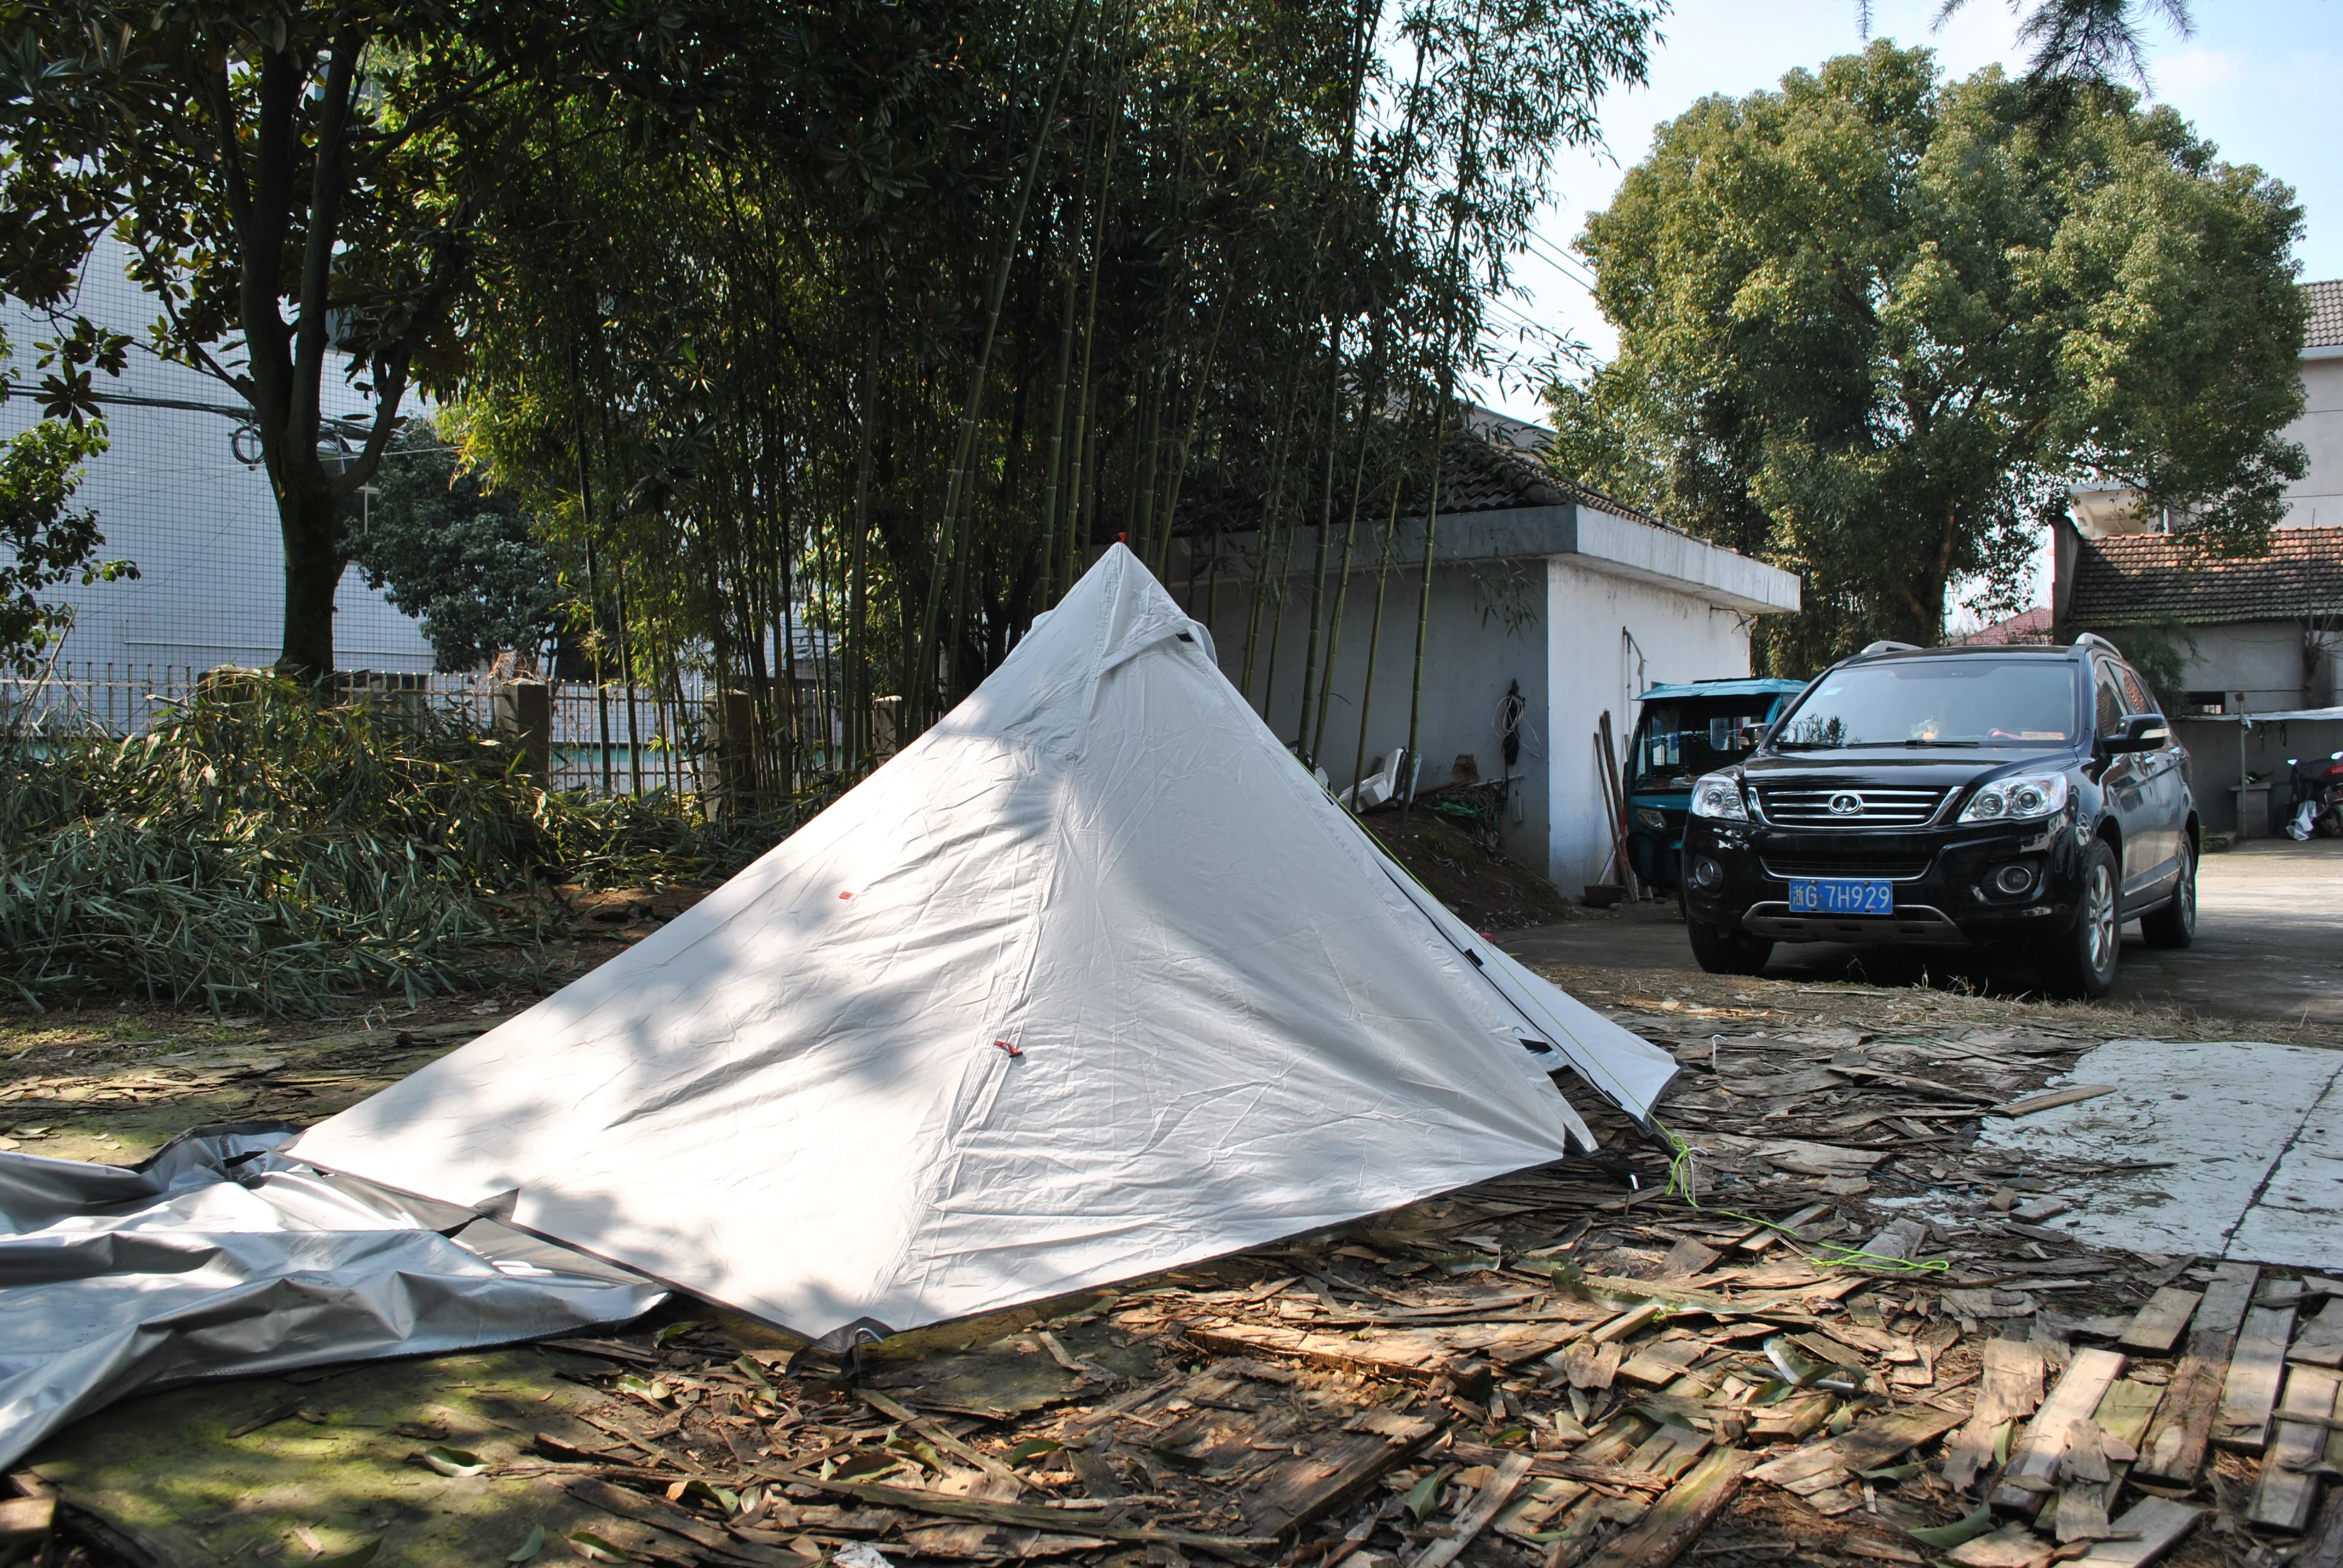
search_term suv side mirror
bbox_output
[2102,713,2169,754]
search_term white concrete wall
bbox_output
[1542,561,1755,890]
[1,243,434,676]
[2281,356,2343,529]
[2173,620,2326,710]
[1185,560,1556,872]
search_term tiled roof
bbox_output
[2066,524,2343,626]
[1438,430,1664,525]
[1953,606,2055,645]
[2309,278,2343,350]
[1168,422,1663,535]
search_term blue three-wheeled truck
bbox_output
[1621,678,1809,892]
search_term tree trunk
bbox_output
[276,481,342,684]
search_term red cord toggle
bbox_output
[994,1039,1023,1057]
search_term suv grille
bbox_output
[1761,851,1934,881]
[1754,785,1948,827]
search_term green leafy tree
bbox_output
[0,420,137,676]
[1546,42,2305,669]
[349,420,563,673]
[0,0,764,680]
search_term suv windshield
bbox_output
[1633,701,1781,791]
[1772,659,2079,750]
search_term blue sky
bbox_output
[1476,0,2343,421]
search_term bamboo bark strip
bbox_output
[1579,1446,1758,1568]
[1749,1406,1967,1488]
[1404,1452,1532,1568]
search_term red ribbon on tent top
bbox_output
[994,1039,1023,1057]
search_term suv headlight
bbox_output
[1958,772,2071,823]
[1689,772,1748,822]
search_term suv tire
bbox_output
[2046,840,2122,999]
[1689,919,1772,976]
[2141,837,2197,949]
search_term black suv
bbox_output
[1679,635,2197,998]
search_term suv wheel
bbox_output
[2046,840,2122,999]
[1689,919,1772,976]
[2140,837,2197,949]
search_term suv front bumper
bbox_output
[1682,815,2088,947]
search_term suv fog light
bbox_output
[1689,855,1724,890]
[1992,862,2035,895]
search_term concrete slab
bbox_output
[1976,1039,2343,1268]
[2229,1071,2343,1266]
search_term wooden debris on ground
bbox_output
[16,992,2339,1568]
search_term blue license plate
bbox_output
[1787,877,1893,915]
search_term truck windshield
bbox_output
[1772,659,2078,750]
[1633,701,1780,791]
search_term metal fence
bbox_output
[0,662,721,798]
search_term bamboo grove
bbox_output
[443,0,1661,795]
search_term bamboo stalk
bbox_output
[1400,400,1452,808]
[913,0,1090,728]
[1348,469,1409,813]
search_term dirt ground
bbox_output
[1505,836,2343,1031]
[5,861,2341,1568]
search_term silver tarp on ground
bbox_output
[0,1126,666,1471]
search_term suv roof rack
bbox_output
[1858,640,1922,656]
[2072,631,2123,656]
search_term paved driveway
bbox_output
[1502,835,2343,1027]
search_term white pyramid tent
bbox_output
[293,546,1674,1344]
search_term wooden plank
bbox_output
[2293,1298,2343,1368]
[1556,1341,1623,1391]
[2092,1379,2165,1452]
[1990,1347,2126,1516]
[2300,1483,2343,1568]
[1944,1339,2048,1491]
[1991,1084,2117,1117]
[0,1497,54,1549]
[1948,1521,2059,1565]
[1737,1202,1830,1254]
[1579,1446,1758,1568]
[1402,1452,1531,1568]
[1616,1339,1703,1387]
[1244,1410,1444,1539]
[2068,1497,2203,1566]
[2137,1263,2260,1485]
[778,1476,1275,1564]
[2118,1289,2203,1355]
[2249,1366,2341,1532]
[1749,1406,1967,1488]
[2197,1262,2264,1336]
[1588,1301,1665,1343]
[2217,1305,2298,1451]
[1657,1238,1722,1279]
